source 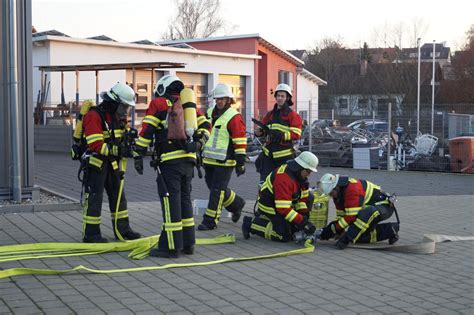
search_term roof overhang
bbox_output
[33,35,261,60]
[158,33,303,66]
[297,68,327,85]
[37,61,186,72]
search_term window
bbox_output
[409,52,417,58]
[429,52,441,57]
[137,83,147,93]
[278,70,290,85]
[137,96,148,104]
[358,98,368,110]
[339,98,348,109]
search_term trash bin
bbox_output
[449,136,474,173]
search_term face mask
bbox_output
[117,103,130,117]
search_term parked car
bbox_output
[347,119,388,132]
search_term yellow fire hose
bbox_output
[0,236,314,279]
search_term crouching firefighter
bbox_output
[79,83,141,243]
[242,151,319,242]
[134,75,211,258]
[318,174,400,249]
[198,83,247,231]
[254,83,303,182]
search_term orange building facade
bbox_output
[160,34,304,119]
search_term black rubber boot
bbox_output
[242,216,252,239]
[198,222,217,231]
[182,246,194,255]
[149,248,180,258]
[83,235,108,243]
[117,229,141,241]
[231,199,246,223]
[388,223,400,245]
[335,236,350,250]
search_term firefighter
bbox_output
[254,83,303,182]
[197,83,247,231]
[241,151,319,242]
[134,75,211,258]
[318,173,400,249]
[81,82,141,243]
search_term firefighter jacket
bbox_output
[136,96,211,163]
[202,106,247,167]
[261,104,302,159]
[83,106,126,171]
[332,178,390,232]
[257,164,310,224]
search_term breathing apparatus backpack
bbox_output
[71,100,95,160]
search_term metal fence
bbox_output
[300,103,474,173]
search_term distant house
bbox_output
[326,61,442,117]
[400,43,451,67]
[158,34,326,121]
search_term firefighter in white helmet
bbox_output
[318,173,399,249]
[242,151,319,242]
[197,83,247,231]
[254,83,303,182]
[81,82,141,243]
[134,75,211,258]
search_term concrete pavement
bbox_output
[0,152,472,314]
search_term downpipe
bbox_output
[8,0,22,202]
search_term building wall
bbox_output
[256,42,298,116]
[32,39,254,104]
[186,38,256,55]
[296,74,319,123]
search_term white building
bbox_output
[296,68,327,123]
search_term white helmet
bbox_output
[318,173,340,195]
[275,83,292,96]
[155,75,184,96]
[212,83,234,99]
[101,82,136,107]
[294,151,319,172]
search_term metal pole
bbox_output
[416,38,421,135]
[95,70,99,105]
[60,71,65,104]
[387,102,392,171]
[331,108,335,120]
[308,100,312,153]
[75,70,80,106]
[8,0,22,201]
[132,68,137,128]
[372,110,375,126]
[431,40,435,135]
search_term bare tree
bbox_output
[162,0,225,40]
[409,17,429,47]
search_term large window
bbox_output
[219,74,246,119]
[176,72,208,112]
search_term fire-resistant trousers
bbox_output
[247,212,295,242]
[83,161,132,239]
[157,161,195,251]
[344,204,398,243]
[201,165,245,227]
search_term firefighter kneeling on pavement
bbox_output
[318,174,400,249]
[81,83,141,243]
[198,83,247,231]
[242,151,319,242]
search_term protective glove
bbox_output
[185,141,202,153]
[320,221,337,240]
[235,154,246,177]
[269,129,283,142]
[294,216,316,235]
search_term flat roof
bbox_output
[37,61,186,72]
[33,35,261,60]
[158,33,304,66]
